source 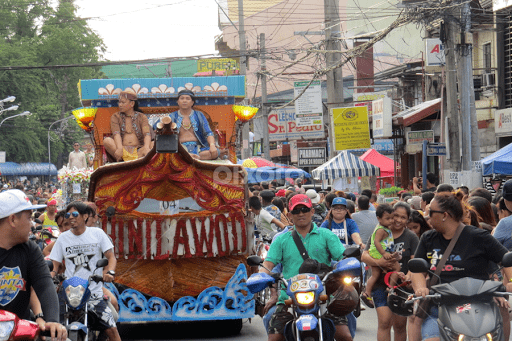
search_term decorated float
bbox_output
[78,76,256,329]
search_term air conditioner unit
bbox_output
[482,73,495,88]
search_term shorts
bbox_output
[371,286,389,309]
[268,304,348,335]
[421,306,439,341]
[182,141,208,154]
[122,147,138,161]
[87,298,117,330]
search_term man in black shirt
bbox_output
[0,189,67,341]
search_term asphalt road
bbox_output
[120,308,380,341]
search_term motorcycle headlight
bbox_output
[457,333,493,341]
[65,285,86,308]
[295,292,315,305]
[0,321,14,341]
[343,276,352,285]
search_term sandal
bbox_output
[360,292,375,309]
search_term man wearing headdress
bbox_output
[154,89,218,160]
[104,90,153,162]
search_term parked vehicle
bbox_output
[246,248,361,341]
[407,254,512,341]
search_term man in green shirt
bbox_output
[261,194,352,341]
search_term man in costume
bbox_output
[154,89,218,160]
[104,90,153,162]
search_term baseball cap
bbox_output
[332,197,347,206]
[306,189,320,204]
[0,189,47,219]
[503,179,512,201]
[288,194,313,211]
[276,189,286,197]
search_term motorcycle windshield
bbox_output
[433,278,503,297]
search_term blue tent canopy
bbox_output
[0,162,58,176]
[245,166,310,184]
[481,143,512,176]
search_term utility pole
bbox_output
[238,0,250,159]
[260,33,270,159]
[445,17,461,172]
[324,0,343,157]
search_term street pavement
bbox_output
[121,308,380,340]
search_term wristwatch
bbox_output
[34,313,44,320]
[107,270,116,277]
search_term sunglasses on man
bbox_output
[290,207,311,215]
[65,211,80,219]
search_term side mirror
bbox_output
[343,247,361,259]
[35,225,43,231]
[408,258,430,273]
[96,258,109,268]
[34,218,42,224]
[502,252,512,268]
[105,206,116,218]
[247,255,264,267]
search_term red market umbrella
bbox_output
[241,157,275,168]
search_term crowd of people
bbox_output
[250,175,512,341]
[0,186,121,341]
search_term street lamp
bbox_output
[0,96,15,104]
[48,115,75,178]
[0,96,18,115]
[0,111,31,129]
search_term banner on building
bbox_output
[268,107,324,141]
[294,80,323,127]
[353,90,389,116]
[197,58,239,72]
[372,97,392,138]
[331,106,371,151]
[298,147,327,167]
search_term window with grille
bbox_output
[483,43,492,73]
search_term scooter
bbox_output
[0,309,54,340]
[56,259,112,341]
[406,253,512,341]
[246,248,361,341]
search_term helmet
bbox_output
[387,287,414,316]
[327,285,359,316]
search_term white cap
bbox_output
[0,189,47,219]
[2,184,7,189]
[306,189,320,204]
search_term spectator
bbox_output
[420,192,435,212]
[306,189,327,226]
[249,196,285,234]
[413,172,438,194]
[67,142,87,170]
[470,187,493,203]
[407,210,431,238]
[468,196,496,232]
[497,197,512,221]
[346,200,356,214]
[321,197,364,247]
[260,190,282,229]
[436,183,454,193]
[324,192,337,210]
[351,195,378,246]
[361,189,376,211]
[457,185,469,196]
[260,181,270,190]
[407,196,422,211]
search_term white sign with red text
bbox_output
[268,107,324,141]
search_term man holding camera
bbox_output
[260,194,352,341]
[413,172,438,195]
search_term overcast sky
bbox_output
[75,0,223,61]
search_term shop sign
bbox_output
[268,107,324,141]
[425,39,445,66]
[290,141,298,163]
[298,147,327,167]
[495,108,512,136]
[372,97,392,138]
[353,90,389,116]
[331,106,371,151]
[449,172,460,187]
[406,130,434,144]
[197,58,239,72]
[294,80,323,127]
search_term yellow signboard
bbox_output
[331,106,371,151]
[197,58,239,72]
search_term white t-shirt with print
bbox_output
[50,227,114,297]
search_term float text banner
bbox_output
[331,106,371,151]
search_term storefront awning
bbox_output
[393,98,441,127]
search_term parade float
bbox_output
[77,76,255,330]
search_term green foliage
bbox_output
[0,0,105,166]
[379,186,405,197]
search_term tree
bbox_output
[0,0,105,167]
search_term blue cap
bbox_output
[331,197,347,206]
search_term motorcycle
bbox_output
[246,247,361,341]
[0,309,54,341]
[55,258,113,341]
[406,252,512,341]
